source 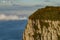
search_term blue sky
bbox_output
[0,0,60,20]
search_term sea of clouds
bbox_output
[0,14,27,20]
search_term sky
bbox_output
[0,0,60,20]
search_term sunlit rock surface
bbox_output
[23,6,60,40]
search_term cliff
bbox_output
[23,6,60,40]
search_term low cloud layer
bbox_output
[20,17,27,20]
[0,14,20,20]
[0,14,28,20]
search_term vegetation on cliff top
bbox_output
[29,6,60,20]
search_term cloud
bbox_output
[0,0,60,6]
[20,17,27,20]
[0,0,60,18]
[0,14,20,20]
[0,14,28,20]
[0,2,58,17]
[39,1,59,6]
[0,5,39,17]
[0,0,59,7]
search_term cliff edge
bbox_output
[23,6,60,40]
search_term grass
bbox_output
[29,6,60,21]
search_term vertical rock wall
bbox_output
[23,19,60,40]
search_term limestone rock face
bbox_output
[23,6,60,40]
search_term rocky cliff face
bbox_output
[23,6,60,40]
